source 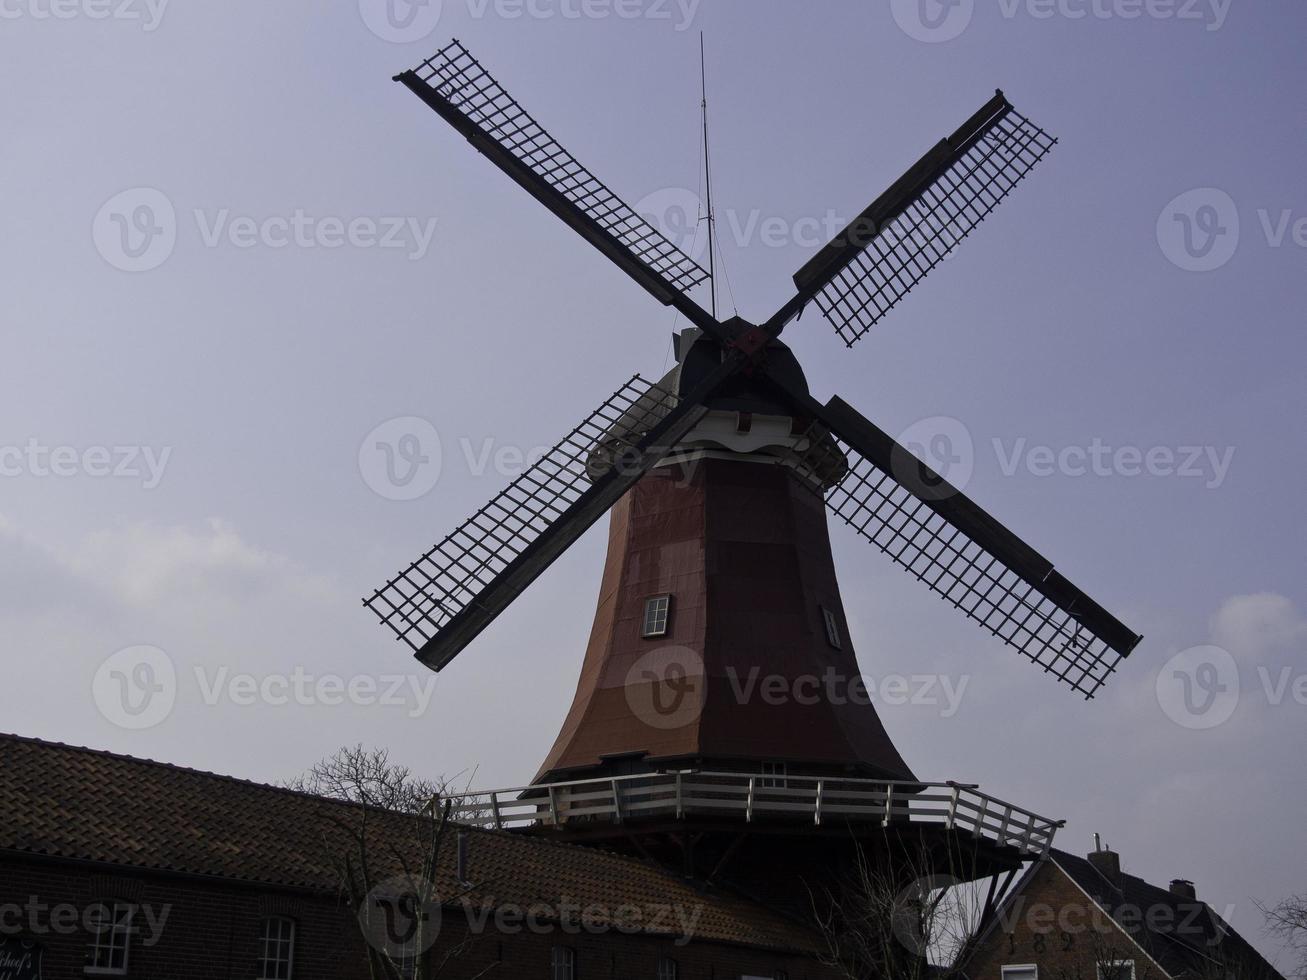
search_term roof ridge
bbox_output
[0,731,385,815]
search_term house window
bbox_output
[641,595,671,638]
[258,917,296,980]
[550,946,575,980]
[85,901,133,975]
[1097,961,1136,980]
[760,762,788,789]
[657,956,678,980]
[1002,966,1038,980]
[821,606,842,649]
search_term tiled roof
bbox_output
[0,733,821,954]
[1048,849,1284,980]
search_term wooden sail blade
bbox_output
[364,375,709,671]
[789,94,1056,346]
[782,395,1141,698]
[397,40,711,304]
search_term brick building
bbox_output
[963,845,1284,980]
[0,734,840,980]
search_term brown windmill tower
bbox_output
[368,40,1142,910]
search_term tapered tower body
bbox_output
[536,333,915,786]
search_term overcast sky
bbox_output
[2,0,1304,969]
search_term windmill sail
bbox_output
[397,40,711,303]
[364,376,703,671]
[791,94,1056,346]
[783,395,1140,698]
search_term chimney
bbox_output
[456,829,471,886]
[1170,879,1197,901]
[1087,840,1122,889]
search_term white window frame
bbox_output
[257,916,296,980]
[1097,960,1136,980]
[85,901,133,976]
[657,956,678,980]
[1002,966,1039,980]
[641,595,671,638]
[820,606,842,649]
[550,945,576,980]
[759,761,788,789]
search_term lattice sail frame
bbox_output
[365,376,679,653]
[786,427,1123,697]
[814,109,1057,346]
[410,40,710,295]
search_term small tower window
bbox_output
[821,606,842,649]
[760,762,788,789]
[641,595,672,638]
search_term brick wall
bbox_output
[966,861,1162,980]
[0,856,840,979]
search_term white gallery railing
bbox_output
[437,770,1061,856]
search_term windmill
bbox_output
[367,39,1141,702]
[362,38,1146,912]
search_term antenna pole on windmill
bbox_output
[700,31,718,320]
